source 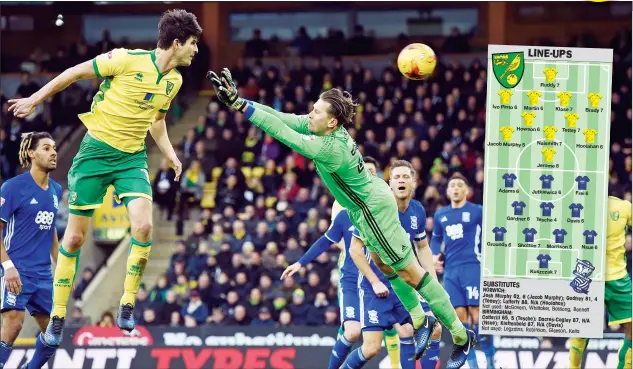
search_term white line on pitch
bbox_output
[525,61,610,67]
[487,167,604,173]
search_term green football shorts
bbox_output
[348,177,415,271]
[605,275,632,325]
[68,133,152,216]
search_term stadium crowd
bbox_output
[136,30,633,330]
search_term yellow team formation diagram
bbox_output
[493,64,604,167]
[543,125,558,141]
[583,128,598,144]
[565,112,580,127]
[527,90,541,105]
[521,111,536,126]
[541,147,557,162]
[587,92,602,107]
[543,67,558,82]
[557,91,572,106]
[500,126,515,141]
[498,89,513,105]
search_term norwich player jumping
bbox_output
[569,196,632,369]
[8,10,201,343]
[208,69,475,368]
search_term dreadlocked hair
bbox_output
[19,131,53,168]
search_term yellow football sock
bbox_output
[569,337,588,369]
[618,337,632,369]
[120,238,152,306]
[51,244,80,318]
[383,329,400,369]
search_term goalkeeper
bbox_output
[207,69,475,368]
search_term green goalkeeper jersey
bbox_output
[248,102,373,212]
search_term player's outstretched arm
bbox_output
[249,101,309,134]
[8,60,96,118]
[298,235,335,266]
[150,112,183,181]
[242,105,331,160]
[210,68,342,168]
[350,233,388,298]
[208,68,308,133]
[281,235,334,280]
[415,239,437,280]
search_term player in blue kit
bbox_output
[341,160,444,369]
[431,173,495,369]
[0,132,62,369]
[282,157,401,369]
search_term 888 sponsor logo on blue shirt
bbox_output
[445,223,464,240]
[35,211,55,230]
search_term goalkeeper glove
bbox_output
[206,68,247,111]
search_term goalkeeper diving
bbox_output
[207,68,476,368]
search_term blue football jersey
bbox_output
[1,173,62,278]
[398,199,428,244]
[431,201,482,267]
[325,210,357,283]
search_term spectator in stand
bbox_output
[260,136,282,166]
[277,309,293,327]
[185,222,207,254]
[148,275,170,304]
[307,292,331,326]
[218,157,247,192]
[252,306,276,326]
[230,305,252,326]
[181,290,209,325]
[234,272,252,297]
[180,159,205,213]
[222,290,241,317]
[324,306,339,327]
[283,238,304,264]
[97,312,115,327]
[209,307,227,325]
[72,267,95,301]
[159,290,183,325]
[16,71,40,98]
[292,188,314,220]
[187,243,210,278]
[243,29,269,58]
[180,128,197,160]
[258,274,276,301]
[142,308,159,326]
[215,175,244,212]
[172,274,193,304]
[133,286,150,323]
[244,288,268,318]
[170,311,182,327]
[153,158,178,221]
[287,289,310,325]
[66,307,91,328]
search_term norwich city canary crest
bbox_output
[492,52,525,89]
[166,81,174,95]
[610,211,619,221]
